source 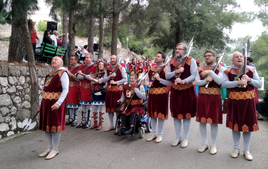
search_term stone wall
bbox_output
[0,41,9,62]
[0,63,52,139]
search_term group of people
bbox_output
[37,42,262,161]
[42,29,65,47]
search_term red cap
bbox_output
[148,59,152,62]
[196,60,200,64]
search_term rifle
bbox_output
[123,72,148,112]
[76,64,96,82]
[68,65,80,81]
[108,65,119,88]
[75,63,93,76]
[90,72,105,86]
[174,37,194,85]
[205,53,224,88]
[148,50,173,87]
[78,72,98,83]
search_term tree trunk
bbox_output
[21,17,39,117]
[98,1,104,59]
[174,23,181,57]
[62,10,68,65]
[87,16,95,54]
[68,1,77,59]
[111,12,119,55]
[8,1,24,62]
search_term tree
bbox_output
[37,20,47,32]
[62,10,68,64]
[110,0,141,55]
[7,0,39,117]
[68,0,78,59]
[86,0,97,54]
[145,0,251,53]
[0,0,11,25]
[254,0,268,26]
[7,0,25,62]
[251,32,268,97]
[46,0,79,64]
[98,0,104,58]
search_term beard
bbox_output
[176,53,183,58]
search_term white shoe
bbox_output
[198,144,208,153]
[146,135,157,142]
[243,151,253,161]
[231,149,240,158]
[45,150,59,160]
[155,136,162,143]
[104,126,115,132]
[181,140,189,148]
[39,148,51,157]
[210,146,217,155]
[171,139,181,147]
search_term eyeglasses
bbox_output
[204,55,213,57]
[177,48,185,50]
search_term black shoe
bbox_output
[118,128,126,136]
[82,121,91,129]
[65,121,73,125]
[71,120,77,127]
[76,123,84,128]
[124,127,134,135]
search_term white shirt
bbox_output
[50,34,57,46]
[81,48,89,58]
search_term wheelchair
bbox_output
[114,101,152,138]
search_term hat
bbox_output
[132,58,136,61]
[148,59,152,62]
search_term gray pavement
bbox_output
[0,113,268,169]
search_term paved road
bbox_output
[0,113,268,169]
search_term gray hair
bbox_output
[85,52,93,59]
[53,30,58,35]
[176,43,187,50]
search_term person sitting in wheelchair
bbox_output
[117,74,147,136]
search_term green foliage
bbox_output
[254,0,268,26]
[128,38,146,55]
[144,0,251,52]
[251,32,268,92]
[142,45,165,60]
[103,37,111,48]
[75,21,88,37]
[11,0,39,27]
[37,20,47,32]
[0,10,10,24]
